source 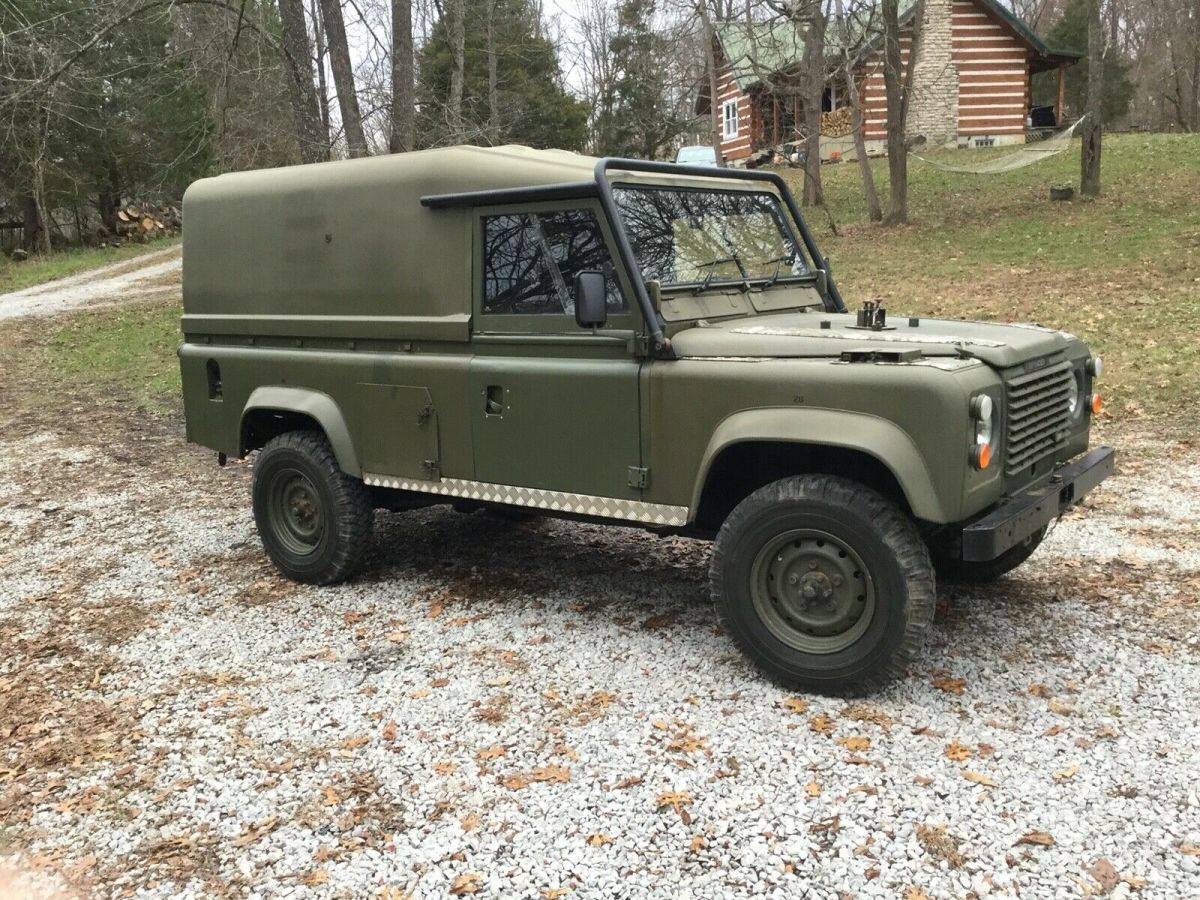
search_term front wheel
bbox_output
[252,431,373,585]
[710,475,936,695]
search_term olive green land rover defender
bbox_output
[180,146,1113,693]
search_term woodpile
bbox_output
[820,107,853,138]
[112,204,182,243]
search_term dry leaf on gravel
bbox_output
[656,791,694,825]
[1048,700,1075,716]
[460,812,481,832]
[837,736,870,752]
[541,889,571,900]
[689,835,707,852]
[475,745,506,761]
[1089,858,1119,893]
[1016,831,1055,847]
[299,869,329,886]
[904,889,931,900]
[809,713,835,735]
[614,776,643,789]
[500,766,570,790]
[944,740,972,761]
[805,781,821,796]
[781,697,809,714]
[916,824,965,868]
[433,761,457,775]
[382,720,397,742]
[1053,766,1079,782]
[450,873,481,895]
[233,816,279,848]
[339,736,369,750]
[585,833,612,847]
[963,770,997,787]
[930,675,966,695]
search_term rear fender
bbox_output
[242,386,360,476]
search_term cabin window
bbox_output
[722,100,739,140]
[482,209,624,316]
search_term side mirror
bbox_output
[574,270,608,329]
[646,279,663,313]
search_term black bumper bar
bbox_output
[961,447,1116,562]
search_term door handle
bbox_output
[485,385,504,417]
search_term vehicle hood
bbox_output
[669,312,1075,368]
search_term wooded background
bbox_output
[1,0,1194,253]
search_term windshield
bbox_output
[675,147,716,164]
[612,185,810,289]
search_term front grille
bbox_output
[1003,358,1074,476]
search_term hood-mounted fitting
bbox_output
[848,299,895,332]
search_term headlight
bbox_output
[1067,370,1082,416]
[1088,356,1103,378]
[970,393,996,469]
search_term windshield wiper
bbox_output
[693,254,748,295]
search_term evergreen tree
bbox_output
[594,0,686,159]
[418,0,588,150]
[1034,0,1134,123]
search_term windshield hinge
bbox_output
[627,466,649,489]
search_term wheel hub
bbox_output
[751,528,876,654]
[268,468,325,555]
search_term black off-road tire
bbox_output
[931,526,1046,584]
[252,431,373,585]
[710,475,936,695]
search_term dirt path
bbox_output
[0,245,181,320]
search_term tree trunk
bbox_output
[486,0,500,143]
[311,0,332,139]
[697,1,725,167]
[448,0,466,139]
[835,0,881,222]
[277,0,329,163]
[882,0,907,224]
[319,0,368,157]
[801,2,825,207]
[1080,0,1103,197]
[389,0,416,152]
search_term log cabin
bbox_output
[698,0,1081,165]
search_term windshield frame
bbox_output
[610,181,815,293]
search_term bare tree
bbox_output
[834,0,881,221]
[881,0,922,225]
[695,0,727,165]
[389,0,416,151]
[447,0,466,139]
[1080,0,1103,195]
[486,0,500,142]
[319,0,369,156]
[277,0,331,162]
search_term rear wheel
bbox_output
[931,526,1046,584]
[710,475,935,695]
[252,431,373,585]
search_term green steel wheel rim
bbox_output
[749,527,877,654]
[266,467,325,556]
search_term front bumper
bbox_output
[961,447,1116,562]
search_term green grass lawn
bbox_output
[778,132,1200,418]
[0,236,180,294]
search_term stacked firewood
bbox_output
[820,108,853,137]
[112,204,182,242]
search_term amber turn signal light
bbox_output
[1090,393,1102,415]
[972,443,992,470]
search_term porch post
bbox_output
[1056,63,1066,125]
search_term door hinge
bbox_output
[627,466,649,489]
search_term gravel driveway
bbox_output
[0,245,181,320]
[1,404,1198,898]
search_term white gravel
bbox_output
[2,426,1198,899]
[0,245,181,319]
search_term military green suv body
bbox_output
[180,145,1113,693]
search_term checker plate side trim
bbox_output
[363,473,689,527]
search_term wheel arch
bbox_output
[690,408,946,533]
[241,386,360,476]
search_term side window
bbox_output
[483,209,625,316]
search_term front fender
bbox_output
[690,407,947,522]
[242,386,360,476]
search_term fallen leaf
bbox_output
[1016,831,1055,847]
[1048,699,1075,717]
[450,873,481,895]
[1089,858,1119,893]
[837,736,870,752]
[805,781,821,797]
[614,776,643,789]
[460,812,481,832]
[382,720,397,742]
[233,816,279,848]
[427,601,444,619]
[321,786,340,806]
[808,713,835,736]
[944,740,972,761]
[963,770,997,787]
[931,675,966,695]
[1053,766,1079,782]
[385,630,408,643]
[1179,843,1200,856]
[299,869,329,886]
[1028,682,1053,698]
[409,688,431,699]
[541,889,571,900]
[781,697,809,714]
[430,678,451,688]
[475,745,506,761]
[339,736,369,750]
[656,790,694,825]
[433,761,457,775]
[689,835,707,852]
[585,833,612,847]
[904,888,930,900]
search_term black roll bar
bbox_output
[592,158,847,350]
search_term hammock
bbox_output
[913,116,1088,175]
